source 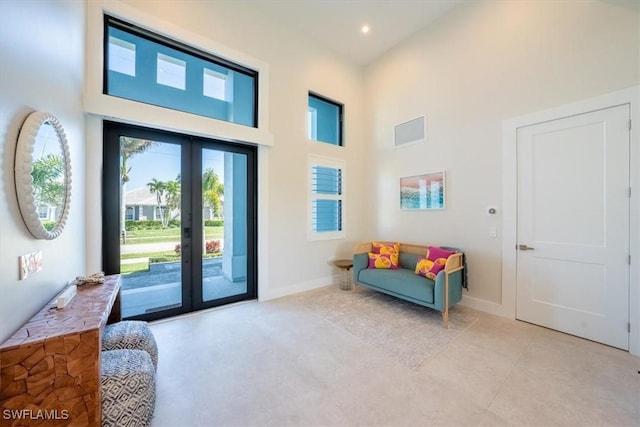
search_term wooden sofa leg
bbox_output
[442,271,449,329]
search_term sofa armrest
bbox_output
[354,242,372,255]
[444,252,463,274]
[434,258,464,328]
[434,268,463,310]
[352,242,372,284]
[352,253,369,284]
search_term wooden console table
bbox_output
[0,275,121,426]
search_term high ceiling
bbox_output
[249,0,463,65]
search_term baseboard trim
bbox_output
[460,294,513,319]
[259,275,337,301]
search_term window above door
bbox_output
[105,16,258,128]
[85,1,274,146]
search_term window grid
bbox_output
[104,15,258,127]
[309,156,345,240]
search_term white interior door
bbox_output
[516,104,630,350]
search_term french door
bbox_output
[103,121,257,321]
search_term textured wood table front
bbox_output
[0,275,122,426]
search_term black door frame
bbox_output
[102,120,258,321]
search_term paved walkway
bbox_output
[121,241,178,255]
[120,257,246,317]
[121,239,224,255]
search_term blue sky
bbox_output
[126,142,224,190]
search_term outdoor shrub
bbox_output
[204,219,224,227]
[125,220,163,231]
[149,254,180,263]
[42,221,56,231]
[125,219,181,231]
[205,240,222,254]
[174,243,181,255]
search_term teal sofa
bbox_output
[352,242,464,328]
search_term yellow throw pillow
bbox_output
[368,252,399,269]
[372,242,400,256]
[415,257,447,280]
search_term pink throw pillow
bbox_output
[368,252,399,269]
[372,242,400,255]
[426,246,456,262]
[415,246,456,279]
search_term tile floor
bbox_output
[148,290,639,427]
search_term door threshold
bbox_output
[149,299,258,325]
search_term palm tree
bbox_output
[202,168,224,218]
[120,137,156,242]
[31,154,64,208]
[164,177,181,225]
[147,178,167,227]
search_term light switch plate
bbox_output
[489,227,498,238]
[19,250,43,280]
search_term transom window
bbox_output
[104,16,258,127]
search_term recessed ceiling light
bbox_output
[361,25,370,34]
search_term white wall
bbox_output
[364,1,639,305]
[0,1,86,342]
[84,1,368,301]
[5,0,634,344]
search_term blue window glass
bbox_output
[308,93,343,146]
[105,17,257,128]
[312,199,342,232]
[311,165,342,233]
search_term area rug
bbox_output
[286,285,478,371]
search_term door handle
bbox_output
[518,244,535,251]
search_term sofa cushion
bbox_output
[427,246,457,261]
[399,252,421,270]
[417,246,457,279]
[372,242,400,255]
[368,252,399,269]
[415,257,447,280]
[358,267,435,304]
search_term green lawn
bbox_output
[120,249,222,275]
[119,226,224,274]
[121,262,149,275]
[123,226,223,245]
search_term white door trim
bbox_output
[502,86,640,355]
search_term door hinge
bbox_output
[630,120,632,131]
[628,322,631,333]
[629,255,632,265]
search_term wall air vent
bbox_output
[394,115,426,147]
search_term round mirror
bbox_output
[15,112,72,240]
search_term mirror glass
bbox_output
[32,122,66,227]
[15,112,72,240]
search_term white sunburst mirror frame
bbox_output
[15,111,72,240]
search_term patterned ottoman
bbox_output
[103,320,158,370]
[101,349,156,427]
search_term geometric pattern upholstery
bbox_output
[101,349,156,427]
[103,321,158,370]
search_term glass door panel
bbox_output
[103,121,257,322]
[201,149,248,302]
[119,138,183,317]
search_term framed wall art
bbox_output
[400,171,445,210]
